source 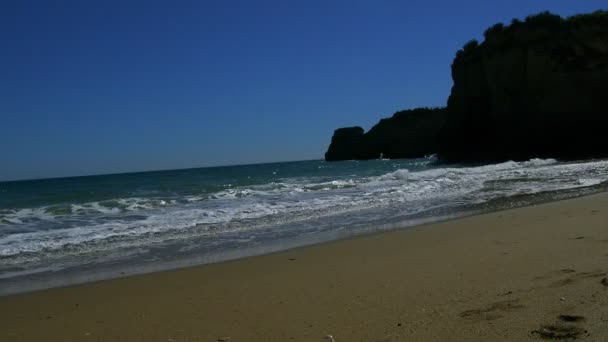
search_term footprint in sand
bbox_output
[532,324,586,340]
[549,270,607,287]
[532,315,588,340]
[558,315,585,322]
[459,300,525,322]
[533,269,607,287]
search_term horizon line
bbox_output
[0,158,324,183]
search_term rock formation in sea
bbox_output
[325,108,447,161]
[440,10,608,162]
[324,126,366,161]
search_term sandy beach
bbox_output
[2,193,608,341]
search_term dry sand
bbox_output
[2,193,608,341]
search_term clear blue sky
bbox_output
[1,0,605,181]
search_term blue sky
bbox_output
[1,0,605,181]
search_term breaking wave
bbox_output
[1,158,607,273]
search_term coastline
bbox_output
[3,158,607,296]
[2,192,608,341]
[1,181,603,297]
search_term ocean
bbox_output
[1,157,607,295]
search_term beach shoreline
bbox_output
[3,158,608,297]
[1,181,603,298]
[2,192,608,341]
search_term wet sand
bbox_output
[2,193,608,341]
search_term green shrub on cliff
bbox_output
[524,11,563,28]
[455,10,608,63]
[483,23,504,40]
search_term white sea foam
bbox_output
[1,158,607,266]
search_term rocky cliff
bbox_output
[325,10,608,163]
[325,108,447,161]
[439,10,608,162]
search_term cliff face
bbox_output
[325,11,608,163]
[325,108,447,161]
[440,11,608,162]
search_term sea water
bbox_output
[1,157,607,294]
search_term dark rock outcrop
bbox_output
[324,126,366,161]
[325,108,447,161]
[439,10,608,162]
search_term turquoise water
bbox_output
[1,157,608,294]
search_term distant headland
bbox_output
[325,10,608,163]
